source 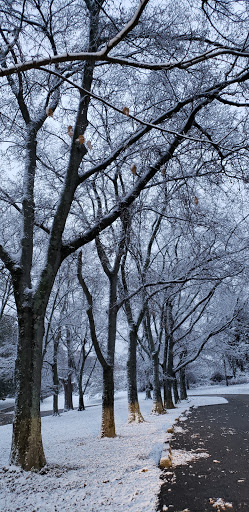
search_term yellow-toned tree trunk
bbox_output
[10,309,46,470]
[101,366,116,437]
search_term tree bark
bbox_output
[151,350,165,414]
[52,332,60,415]
[100,275,117,436]
[10,308,46,470]
[65,328,74,411]
[78,356,85,411]
[145,386,152,399]
[127,328,144,422]
[223,357,229,387]
[144,313,164,414]
[172,373,180,404]
[63,373,74,411]
[121,256,144,422]
[101,365,116,437]
[78,389,85,411]
[165,301,175,409]
[179,367,187,400]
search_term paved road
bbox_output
[0,401,103,425]
[0,407,67,425]
[158,394,249,512]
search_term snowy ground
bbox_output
[0,391,228,512]
[189,382,249,395]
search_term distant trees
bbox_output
[0,268,16,399]
[0,314,17,399]
[1,0,249,470]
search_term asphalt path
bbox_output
[0,406,67,425]
[0,399,103,425]
[158,394,249,512]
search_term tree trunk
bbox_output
[78,389,85,411]
[78,353,85,411]
[10,309,46,470]
[151,351,165,414]
[52,333,60,415]
[63,373,74,411]
[121,256,144,423]
[165,377,174,409]
[144,313,164,414]
[101,365,116,437]
[100,274,118,436]
[172,374,180,404]
[145,386,152,399]
[179,368,188,400]
[127,329,144,423]
[223,357,229,387]
[165,301,175,409]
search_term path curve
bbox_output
[158,394,249,512]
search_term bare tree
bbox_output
[0,0,249,471]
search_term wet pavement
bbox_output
[158,395,249,512]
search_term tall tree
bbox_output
[1,0,249,470]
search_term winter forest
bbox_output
[1,0,249,481]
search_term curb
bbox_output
[159,439,172,469]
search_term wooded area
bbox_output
[1,0,249,471]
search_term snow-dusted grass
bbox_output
[0,392,227,512]
[189,382,249,395]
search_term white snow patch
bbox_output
[171,448,209,467]
[189,383,249,395]
[0,393,228,512]
[190,395,227,407]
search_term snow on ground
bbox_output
[0,392,227,512]
[189,382,249,395]
[171,448,210,467]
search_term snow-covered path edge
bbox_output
[0,393,227,512]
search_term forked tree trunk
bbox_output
[127,329,144,423]
[101,365,115,437]
[179,368,187,400]
[10,309,46,470]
